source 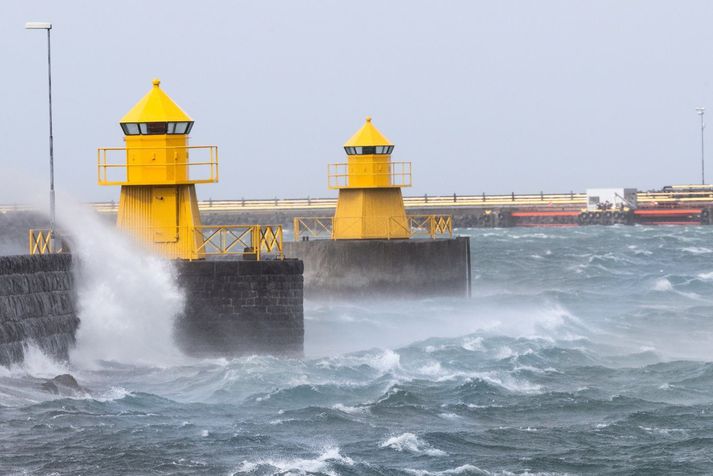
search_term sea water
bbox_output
[1,226,713,475]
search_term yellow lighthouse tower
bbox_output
[98,79,218,260]
[331,117,411,239]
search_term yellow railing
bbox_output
[28,225,283,260]
[28,229,68,255]
[97,145,219,186]
[194,224,283,260]
[408,215,453,238]
[328,161,412,189]
[293,215,452,240]
[293,217,333,240]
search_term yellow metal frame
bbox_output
[28,225,283,260]
[194,224,283,260]
[28,229,67,255]
[328,161,411,190]
[292,215,452,241]
[98,145,219,186]
[293,217,333,240]
[408,215,453,238]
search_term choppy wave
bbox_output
[2,226,713,474]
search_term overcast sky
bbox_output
[2,0,713,203]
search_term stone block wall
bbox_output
[0,254,79,367]
[174,259,304,357]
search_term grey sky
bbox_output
[2,0,713,203]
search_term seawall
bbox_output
[0,254,79,367]
[283,237,471,298]
[174,259,304,357]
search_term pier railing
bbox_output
[11,190,713,216]
[193,225,283,260]
[29,224,283,260]
[293,215,452,241]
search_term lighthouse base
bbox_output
[174,259,304,357]
[283,237,471,299]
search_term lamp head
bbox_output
[25,22,52,30]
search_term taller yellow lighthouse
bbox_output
[98,79,218,259]
[330,117,411,239]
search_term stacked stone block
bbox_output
[0,255,78,366]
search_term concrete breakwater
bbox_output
[283,237,471,298]
[0,253,305,366]
[0,254,78,367]
[175,259,304,357]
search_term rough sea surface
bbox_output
[2,226,713,475]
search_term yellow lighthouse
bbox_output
[330,117,411,239]
[97,79,218,259]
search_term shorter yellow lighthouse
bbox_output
[331,117,411,239]
[98,79,218,259]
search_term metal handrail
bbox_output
[292,215,452,240]
[327,161,412,189]
[97,145,219,186]
[28,224,283,260]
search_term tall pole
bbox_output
[26,22,55,235]
[47,28,55,232]
[699,108,705,185]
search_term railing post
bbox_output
[254,226,261,261]
[293,217,300,241]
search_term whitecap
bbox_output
[232,447,353,476]
[652,277,673,292]
[380,432,447,456]
[404,464,491,475]
[462,336,484,351]
[332,403,368,414]
[418,361,443,376]
[439,412,461,420]
[682,246,712,255]
[92,386,133,402]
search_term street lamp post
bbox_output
[697,107,705,185]
[25,21,55,235]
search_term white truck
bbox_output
[586,188,637,212]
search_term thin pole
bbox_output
[47,28,55,232]
[697,108,705,185]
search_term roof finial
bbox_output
[152,78,161,87]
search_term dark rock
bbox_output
[41,373,86,396]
